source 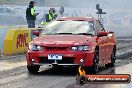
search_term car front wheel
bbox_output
[27,65,40,73]
[85,48,99,74]
[91,48,99,74]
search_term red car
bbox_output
[26,17,116,73]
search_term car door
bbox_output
[98,21,114,64]
[98,21,112,64]
[95,20,108,65]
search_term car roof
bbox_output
[56,17,96,22]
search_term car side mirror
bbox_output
[33,30,40,37]
[108,31,114,33]
[98,31,108,37]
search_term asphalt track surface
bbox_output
[0,38,132,88]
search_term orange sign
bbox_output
[76,74,130,85]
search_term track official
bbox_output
[26,1,39,28]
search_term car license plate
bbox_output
[48,54,62,60]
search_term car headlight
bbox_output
[29,44,42,51]
[71,46,89,51]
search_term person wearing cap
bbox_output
[59,6,64,17]
[49,8,54,21]
[52,8,57,19]
[26,1,39,28]
[41,8,57,25]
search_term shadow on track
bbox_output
[28,66,79,76]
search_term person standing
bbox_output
[59,6,64,17]
[40,9,53,25]
[52,8,57,19]
[41,8,57,25]
[26,1,39,28]
[26,1,39,40]
[47,8,57,22]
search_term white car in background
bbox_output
[0,7,26,25]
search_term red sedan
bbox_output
[26,17,116,73]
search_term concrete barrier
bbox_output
[0,28,9,49]
[4,28,31,55]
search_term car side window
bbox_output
[98,20,105,31]
[0,8,8,13]
[88,21,95,35]
[0,8,4,13]
[95,20,105,33]
[5,9,12,14]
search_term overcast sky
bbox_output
[43,0,131,10]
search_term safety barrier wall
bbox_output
[0,27,16,57]
[0,25,42,56]
[4,28,31,55]
[0,28,9,50]
[0,26,27,48]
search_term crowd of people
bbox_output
[26,1,64,39]
[26,1,64,28]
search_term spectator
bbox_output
[59,6,64,17]
[41,8,57,25]
[26,1,39,28]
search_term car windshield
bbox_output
[42,20,95,35]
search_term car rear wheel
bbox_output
[27,65,40,73]
[106,47,116,67]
